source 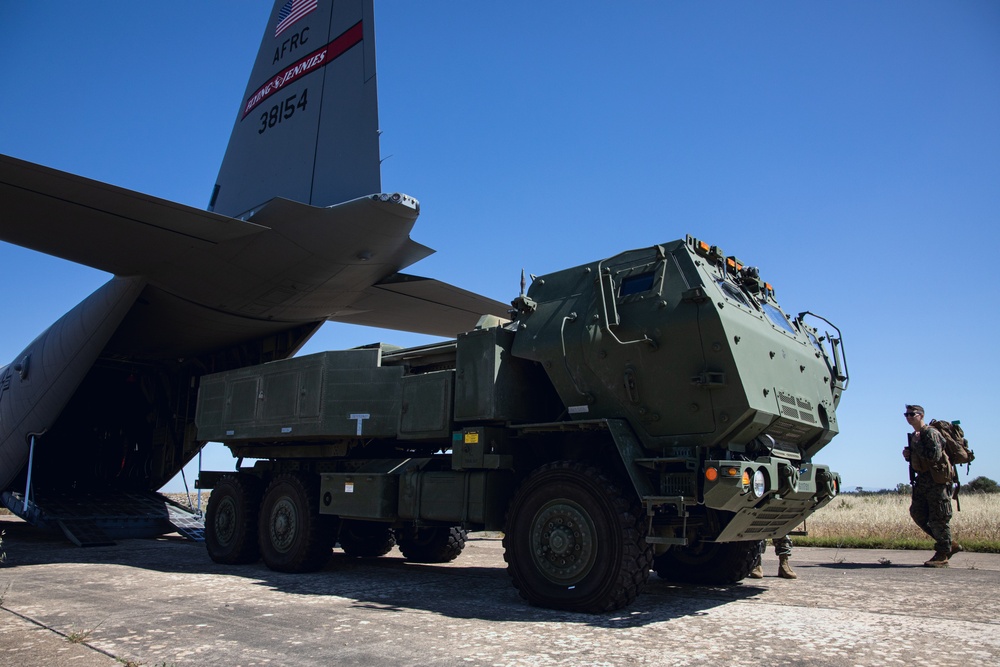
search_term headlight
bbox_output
[751,468,768,498]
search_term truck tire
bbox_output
[205,474,262,565]
[338,520,396,558]
[396,525,467,563]
[503,461,651,613]
[653,540,760,584]
[258,473,333,573]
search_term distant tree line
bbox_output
[964,476,1000,493]
[848,476,998,495]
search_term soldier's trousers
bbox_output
[910,479,953,553]
[755,535,792,563]
[771,535,792,557]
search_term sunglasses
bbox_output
[903,412,920,417]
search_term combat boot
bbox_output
[749,563,763,579]
[923,551,950,568]
[778,555,797,579]
[949,543,964,558]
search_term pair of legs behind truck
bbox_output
[749,536,796,579]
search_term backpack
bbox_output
[928,419,974,510]
[929,419,974,466]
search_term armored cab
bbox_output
[509,237,845,544]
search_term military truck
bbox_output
[195,235,846,612]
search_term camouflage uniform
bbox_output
[770,535,793,557]
[908,427,953,554]
[756,536,792,557]
[750,535,795,578]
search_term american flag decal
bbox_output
[275,0,318,37]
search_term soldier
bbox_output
[902,404,962,567]
[749,536,796,579]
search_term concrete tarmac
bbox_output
[1,514,998,667]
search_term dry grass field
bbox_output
[798,492,1000,551]
[165,491,210,509]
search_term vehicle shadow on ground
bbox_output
[0,520,763,628]
[813,561,923,570]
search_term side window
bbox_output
[762,302,797,335]
[620,271,656,297]
[716,279,751,309]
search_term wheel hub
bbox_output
[530,501,596,584]
[215,497,236,544]
[269,497,297,552]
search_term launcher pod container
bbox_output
[196,235,847,612]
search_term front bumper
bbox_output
[702,458,840,542]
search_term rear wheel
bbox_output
[654,540,760,584]
[258,473,333,572]
[395,525,467,563]
[205,474,261,565]
[339,520,396,558]
[503,461,651,613]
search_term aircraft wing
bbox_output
[0,154,269,275]
[329,273,511,337]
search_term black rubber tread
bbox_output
[257,472,333,573]
[205,474,262,565]
[653,539,761,584]
[395,525,467,563]
[338,520,396,558]
[502,461,652,613]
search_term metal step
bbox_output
[56,518,115,547]
[12,490,204,545]
[167,504,205,542]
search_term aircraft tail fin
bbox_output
[210,0,380,219]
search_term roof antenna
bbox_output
[520,269,526,298]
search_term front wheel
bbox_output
[503,461,651,613]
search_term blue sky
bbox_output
[1,1,998,494]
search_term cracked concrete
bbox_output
[1,515,997,666]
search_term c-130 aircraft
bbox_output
[0,0,507,545]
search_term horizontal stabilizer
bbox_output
[0,154,268,275]
[330,273,510,337]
